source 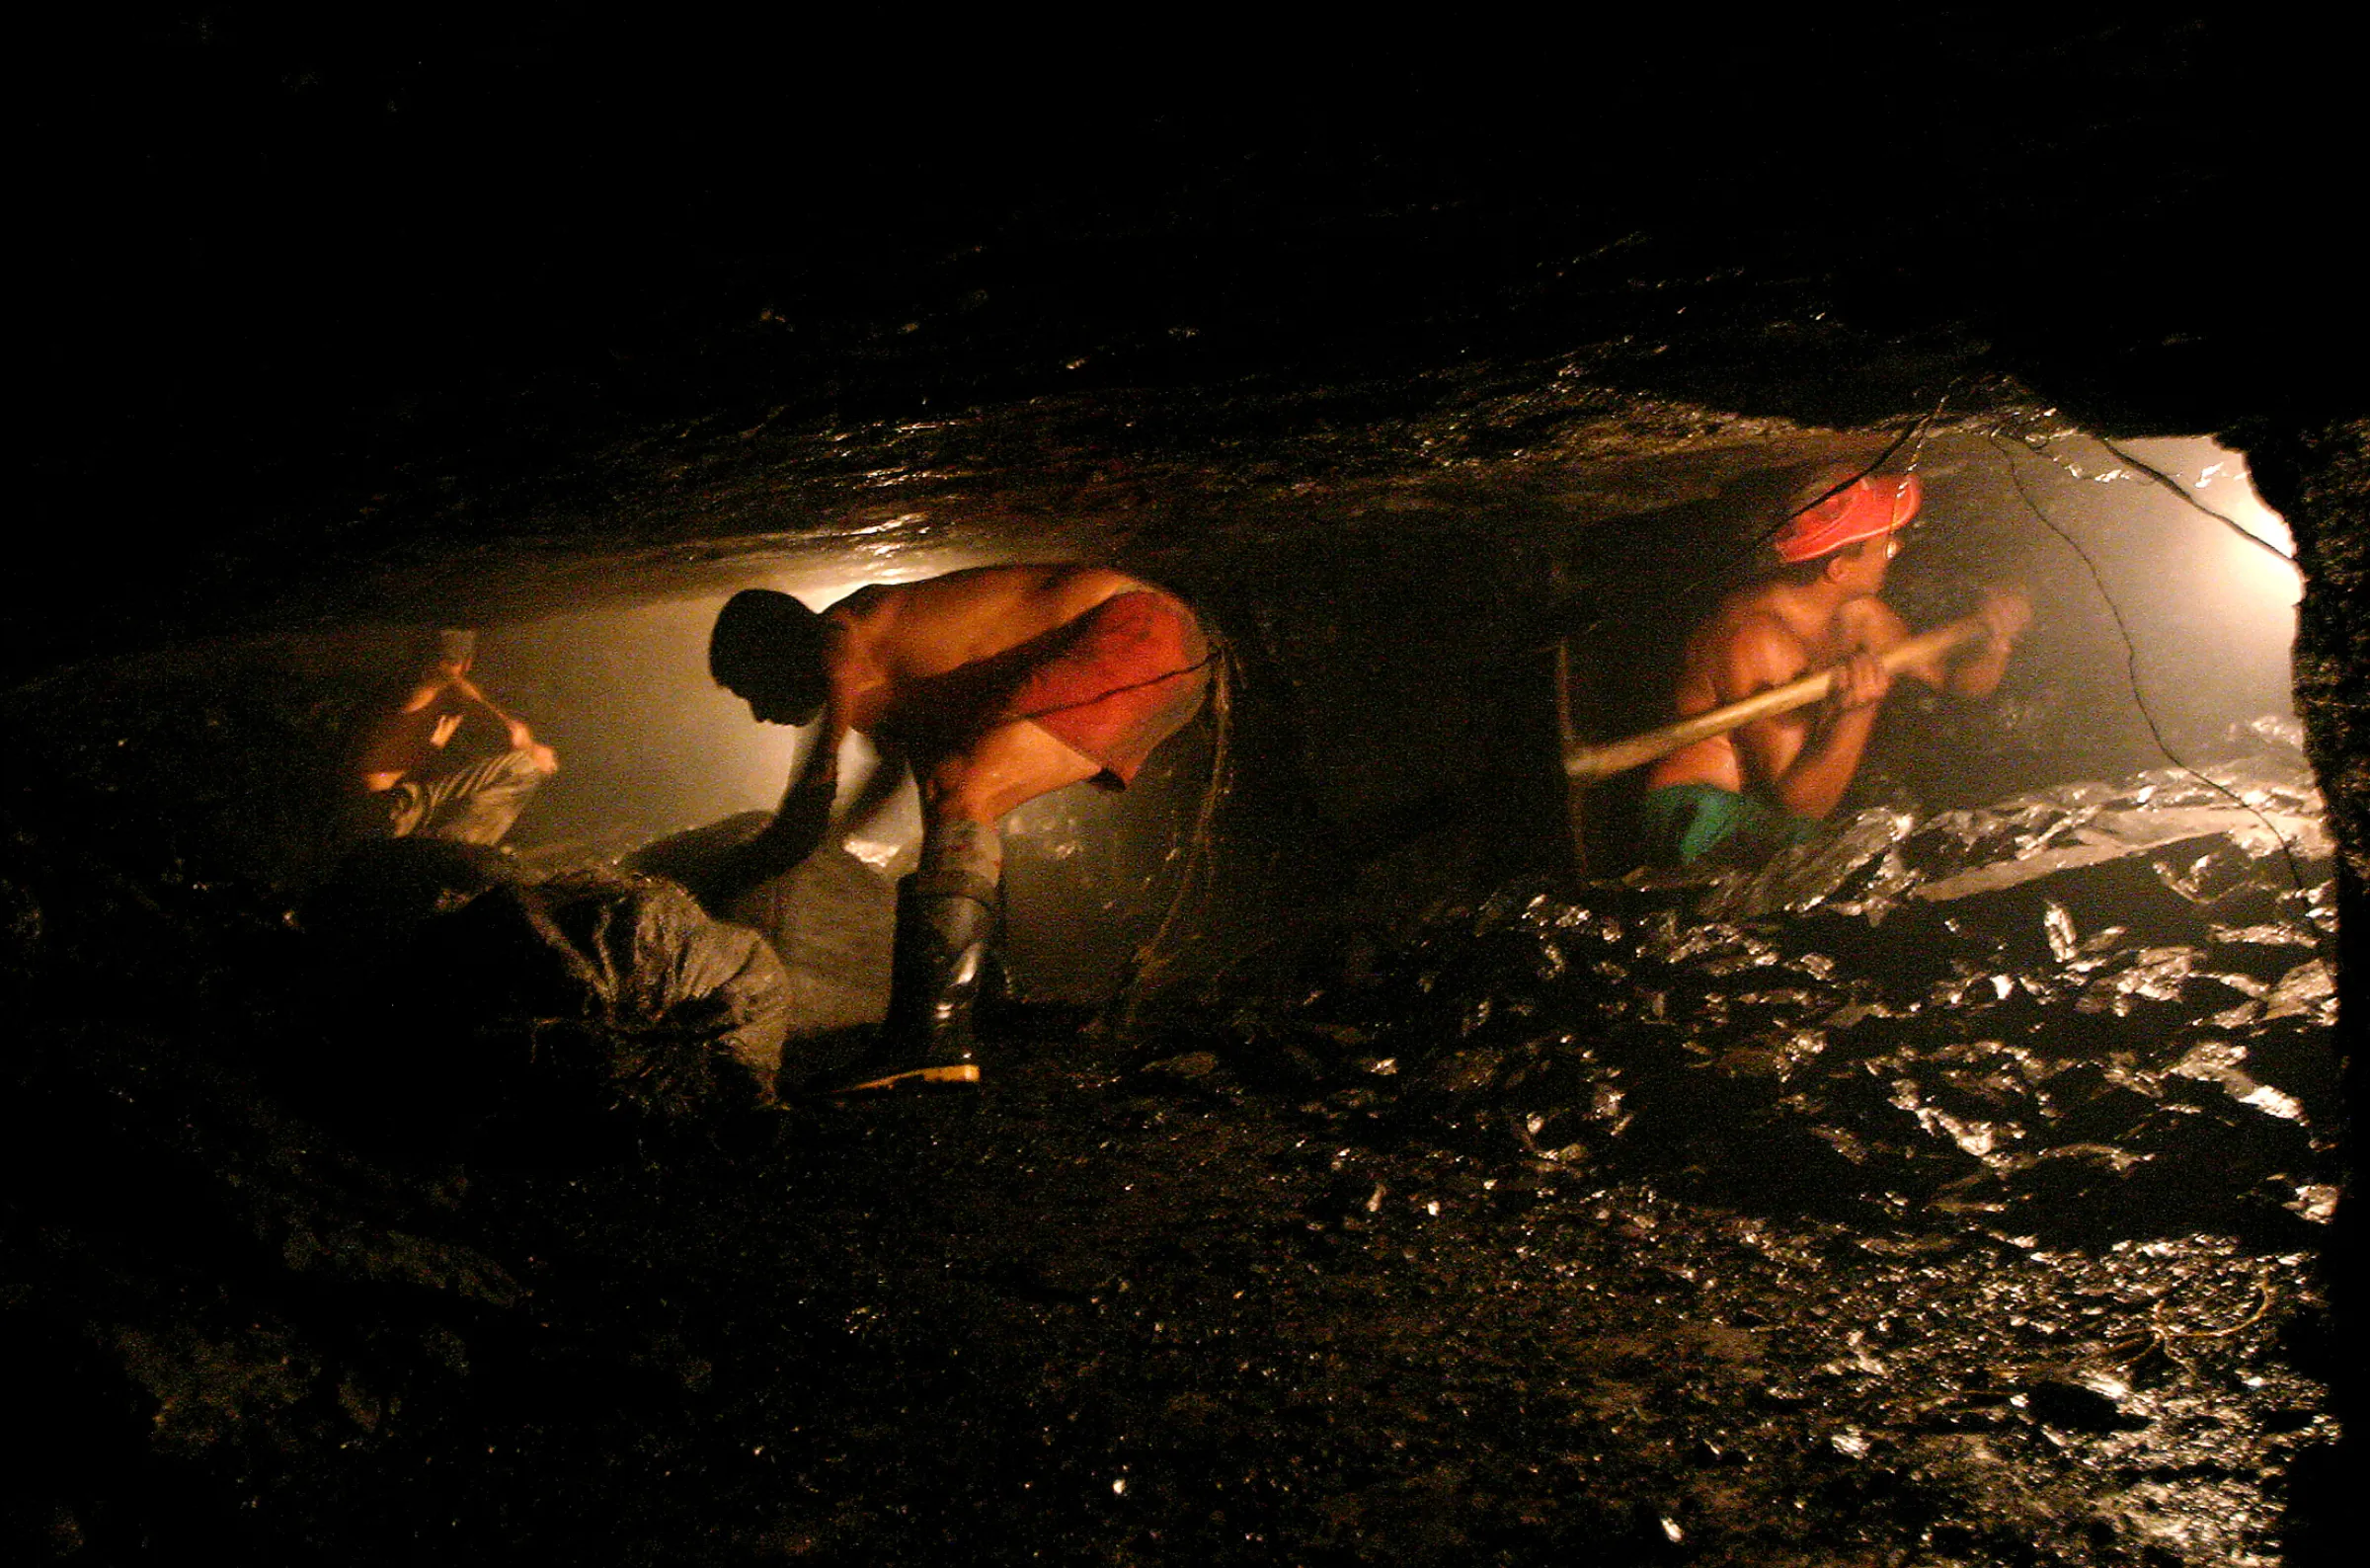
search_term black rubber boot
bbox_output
[837,869,996,1092]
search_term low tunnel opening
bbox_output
[7,25,2359,1550]
[1,375,2340,1563]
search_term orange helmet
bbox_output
[1773,473,1922,563]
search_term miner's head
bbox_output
[1771,465,1922,591]
[416,626,476,681]
[710,588,829,726]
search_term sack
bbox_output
[409,868,791,1118]
[629,815,897,1041]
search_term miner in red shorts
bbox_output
[707,566,1215,1090]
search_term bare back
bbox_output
[729,562,1204,897]
[1646,580,1901,797]
[825,564,1149,736]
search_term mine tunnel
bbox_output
[164,424,2317,1023]
[7,19,2361,1567]
[7,397,2349,1564]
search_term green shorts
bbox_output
[1638,783,1817,868]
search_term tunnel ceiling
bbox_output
[271,381,1942,629]
[20,14,2362,670]
[7,22,2363,1554]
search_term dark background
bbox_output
[21,12,2360,676]
[7,13,2363,1563]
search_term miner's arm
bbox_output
[1727,616,1889,823]
[356,674,465,791]
[1941,588,2028,698]
[1860,589,2029,699]
[713,649,854,898]
[448,674,560,773]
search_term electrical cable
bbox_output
[1738,385,1954,560]
[1098,623,1235,1033]
[1987,432,2308,897]
[2006,429,2298,565]
[1546,381,1967,652]
[2090,434,2297,564]
[1544,383,1960,772]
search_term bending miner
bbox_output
[1641,468,2029,866]
[353,629,559,846]
[708,566,1213,1090]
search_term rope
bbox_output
[1006,648,1222,725]
[1097,626,1235,1035]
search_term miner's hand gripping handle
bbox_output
[1562,616,1991,784]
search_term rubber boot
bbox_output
[837,869,996,1092]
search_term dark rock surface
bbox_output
[8,15,2363,1565]
[20,19,2360,672]
[0,1011,2330,1566]
[0,740,2336,1562]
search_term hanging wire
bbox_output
[1737,383,1957,562]
[1986,432,2308,896]
[1099,623,1236,1034]
[2001,428,2299,565]
[2090,434,2298,564]
[1547,381,1960,727]
[1549,380,1968,657]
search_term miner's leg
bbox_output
[836,722,1099,1093]
[415,748,554,846]
[852,837,997,1089]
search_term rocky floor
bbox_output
[2,1003,2336,1566]
[0,660,2341,1564]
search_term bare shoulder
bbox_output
[1837,593,1909,648]
[1711,601,1811,692]
[819,584,897,651]
[1051,564,1146,595]
[828,582,894,618]
[1704,583,1803,654]
[953,562,1141,595]
[901,562,1144,618]
[845,563,1149,678]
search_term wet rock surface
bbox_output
[2,742,2337,1563]
[8,24,2360,1561]
[1198,744,2340,1245]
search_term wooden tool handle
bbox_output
[1563,616,1989,784]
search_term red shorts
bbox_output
[1001,590,1212,787]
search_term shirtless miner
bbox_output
[1640,468,2030,867]
[707,566,1215,1090]
[354,630,560,847]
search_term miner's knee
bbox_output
[921,755,999,823]
[922,724,1102,823]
